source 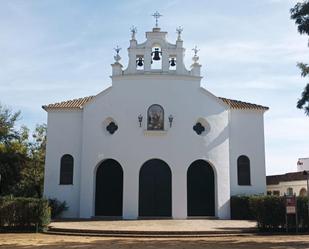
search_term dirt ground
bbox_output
[0,233,309,249]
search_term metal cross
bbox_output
[152,11,162,28]
[114,45,121,54]
[192,45,200,56]
[176,26,183,40]
[176,26,183,36]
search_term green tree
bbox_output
[16,124,46,198]
[0,104,46,197]
[291,1,309,115]
[0,104,27,195]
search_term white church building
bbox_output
[43,16,268,219]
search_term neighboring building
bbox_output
[267,172,308,197]
[43,18,268,219]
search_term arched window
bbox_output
[60,154,74,185]
[237,155,251,185]
[147,104,164,130]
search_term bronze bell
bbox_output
[152,48,161,61]
[170,58,176,67]
[136,57,144,67]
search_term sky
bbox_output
[0,0,308,175]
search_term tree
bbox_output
[291,1,309,115]
[0,104,46,197]
[16,124,46,198]
[0,104,21,144]
[0,104,27,195]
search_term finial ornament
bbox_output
[130,26,137,40]
[192,45,200,64]
[176,26,183,40]
[152,11,162,28]
[113,45,122,63]
[192,45,200,56]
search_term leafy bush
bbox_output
[297,197,309,230]
[48,198,68,219]
[231,195,309,231]
[0,196,50,231]
[249,195,285,230]
[230,195,255,220]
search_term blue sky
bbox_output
[0,0,308,175]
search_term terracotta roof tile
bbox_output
[42,96,95,110]
[43,96,269,111]
[219,97,269,111]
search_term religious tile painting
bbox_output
[147,104,164,130]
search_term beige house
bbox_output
[267,172,308,197]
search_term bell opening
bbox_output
[151,46,162,70]
[136,55,144,70]
[169,56,176,70]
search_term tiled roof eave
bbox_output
[219,97,269,111]
[229,107,269,111]
[42,106,83,111]
[42,95,269,111]
[42,96,95,111]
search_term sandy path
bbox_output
[0,233,309,249]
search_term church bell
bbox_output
[136,57,144,67]
[152,48,161,61]
[169,58,176,67]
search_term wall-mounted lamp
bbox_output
[138,114,143,127]
[168,114,174,128]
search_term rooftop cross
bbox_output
[176,26,183,40]
[152,11,162,28]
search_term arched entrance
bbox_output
[95,159,123,216]
[187,160,215,216]
[139,159,172,217]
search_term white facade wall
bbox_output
[43,78,268,219]
[44,110,83,217]
[78,75,230,219]
[229,109,267,196]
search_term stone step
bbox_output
[46,227,257,238]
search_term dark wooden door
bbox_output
[187,160,215,216]
[139,159,172,217]
[95,159,123,216]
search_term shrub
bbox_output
[297,197,309,230]
[231,195,309,231]
[249,195,285,230]
[230,195,255,220]
[0,196,50,231]
[48,198,68,219]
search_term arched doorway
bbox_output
[187,160,215,216]
[139,159,172,217]
[95,159,123,216]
